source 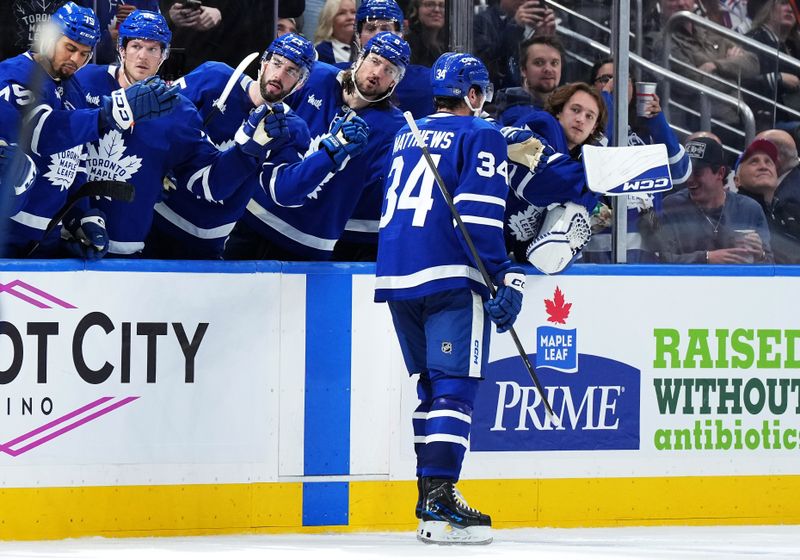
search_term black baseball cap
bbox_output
[685,137,725,169]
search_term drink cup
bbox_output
[635,82,657,117]
[734,229,757,263]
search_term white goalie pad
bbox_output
[582,143,672,195]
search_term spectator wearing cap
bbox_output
[756,128,800,198]
[656,136,774,263]
[737,135,800,262]
[743,0,800,130]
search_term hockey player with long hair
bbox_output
[375,52,526,545]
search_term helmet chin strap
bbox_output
[464,95,485,117]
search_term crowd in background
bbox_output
[0,0,798,265]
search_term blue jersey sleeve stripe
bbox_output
[452,193,506,207]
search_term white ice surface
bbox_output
[0,526,798,560]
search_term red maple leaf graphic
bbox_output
[544,286,572,324]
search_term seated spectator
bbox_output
[656,136,774,263]
[504,82,607,274]
[580,58,692,263]
[474,0,556,91]
[747,129,800,261]
[646,0,759,133]
[314,0,357,64]
[492,36,564,126]
[277,17,299,36]
[743,0,800,131]
[404,0,447,67]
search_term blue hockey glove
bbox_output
[0,140,36,197]
[501,126,553,175]
[100,76,179,131]
[234,103,291,158]
[484,267,526,333]
[61,207,109,260]
[321,114,369,169]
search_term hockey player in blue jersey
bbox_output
[0,1,179,258]
[224,32,409,261]
[78,10,289,257]
[144,32,367,259]
[375,53,526,545]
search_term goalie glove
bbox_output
[484,266,525,333]
[100,76,179,131]
[235,103,290,158]
[501,126,553,174]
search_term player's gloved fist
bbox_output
[321,114,370,169]
[235,104,291,158]
[501,126,553,174]
[0,140,37,197]
[484,266,525,333]
[100,76,179,131]
[61,207,109,261]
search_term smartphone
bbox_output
[184,0,202,10]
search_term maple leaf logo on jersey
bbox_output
[544,286,571,325]
[86,130,142,182]
[44,145,82,191]
[302,132,338,200]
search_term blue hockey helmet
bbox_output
[361,31,410,80]
[118,10,172,52]
[51,2,101,48]
[262,33,317,82]
[431,52,494,103]
[356,0,405,33]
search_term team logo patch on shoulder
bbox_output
[441,342,452,354]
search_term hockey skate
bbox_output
[417,478,492,545]
[526,201,591,275]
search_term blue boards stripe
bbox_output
[304,273,352,476]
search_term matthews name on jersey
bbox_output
[0,51,99,254]
[148,61,324,258]
[375,113,511,302]
[240,61,406,260]
[78,62,267,256]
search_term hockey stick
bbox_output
[402,111,558,422]
[203,51,260,127]
[26,180,135,257]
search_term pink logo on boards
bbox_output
[0,279,76,309]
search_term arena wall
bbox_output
[1,260,799,540]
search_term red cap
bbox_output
[741,138,778,166]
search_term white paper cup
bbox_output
[635,82,657,117]
[734,229,757,263]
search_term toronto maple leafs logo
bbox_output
[507,204,544,242]
[44,145,82,191]
[536,286,578,373]
[302,132,339,200]
[85,130,143,182]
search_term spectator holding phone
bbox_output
[168,0,222,32]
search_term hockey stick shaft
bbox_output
[203,51,260,127]
[26,180,134,257]
[403,111,557,421]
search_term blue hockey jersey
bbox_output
[0,52,102,255]
[242,62,406,260]
[78,63,267,256]
[374,113,513,302]
[147,61,321,258]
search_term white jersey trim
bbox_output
[246,199,338,251]
[10,210,49,230]
[453,193,506,207]
[414,434,470,448]
[375,264,486,291]
[28,104,52,157]
[153,202,236,239]
[344,218,379,233]
[424,409,473,424]
[459,215,504,229]
[108,240,145,255]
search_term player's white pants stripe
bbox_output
[469,291,484,378]
[375,264,486,291]
[10,210,49,230]
[153,202,236,240]
[246,200,338,251]
[457,216,504,229]
[413,434,470,448]
[453,193,506,207]
[108,240,145,255]
[412,410,472,424]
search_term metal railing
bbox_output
[557,25,757,146]
[546,0,643,57]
